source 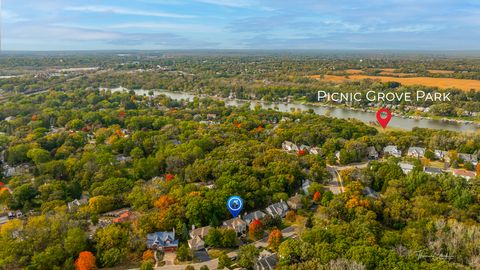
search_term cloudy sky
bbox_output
[2,0,480,51]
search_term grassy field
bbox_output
[309,74,480,91]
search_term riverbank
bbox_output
[103,87,480,133]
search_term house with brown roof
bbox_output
[112,211,137,223]
[222,217,247,235]
[452,169,476,180]
[188,225,211,251]
[287,194,303,210]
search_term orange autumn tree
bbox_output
[249,219,264,240]
[142,250,155,262]
[268,229,283,251]
[75,251,96,270]
[313,191,321,203]
[154,195,174,209]
[476,164,480,177]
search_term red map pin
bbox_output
[376,108,392,128]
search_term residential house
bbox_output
[459,153,478,165]
[407,147,426,158]
[222,217,247,235]
[244,211,267,225]
[434,150,449,161]
[424,167,443,175]
[0,216,8,226]
[282,141,299,152]
[299,145,311,152]
[367,146,379,160]
[309,147,323,156]
[116,155,133,163]
[2,164,31,177]
[112,211,137,223]
[287,194,303,210]
[206,114,217,120]
[383,145,402,158]
[398,162,414,175]
[147,230,178,252]
[67,198,88,212]
[301,179,311,194]
[452,169,477,180]
[255,253,279,270]
[188,225,211,251]
[265,200,289,218]
[101,208,131,218]
[363,187,379,199]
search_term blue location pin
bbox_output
[227,196,243,218]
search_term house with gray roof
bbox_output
[265,200,289,218]
[367,146,379,160]
[383,145,402,158]
[424,166,443,175]
[255,253,279,270]
[244,211,266,225]
[147,230,178,252]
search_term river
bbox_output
[105,87,480,133]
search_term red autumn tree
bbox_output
[165,173,175,182]
[313,191,321,203]
[75,251,96,270]
[297,149,306,156]
[268,229,283,251]
[249,219,264,240]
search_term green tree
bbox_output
[237,245,259,269]
[176,244,193,262]
[64,227,87,258]
[27,148,51,165]
[217,252,232,270]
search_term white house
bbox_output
[459,153,478,165]
[398,162,414,175]
[407,147,426,158]
[222,217,247,235]
[383,145,402,158]
[282,141,299,152]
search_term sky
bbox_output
[1,0,480,51]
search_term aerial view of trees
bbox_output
[0,53,479,269]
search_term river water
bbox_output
[106,87,480,133]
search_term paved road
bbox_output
[326,166,345,194]
[128,226,297,270]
